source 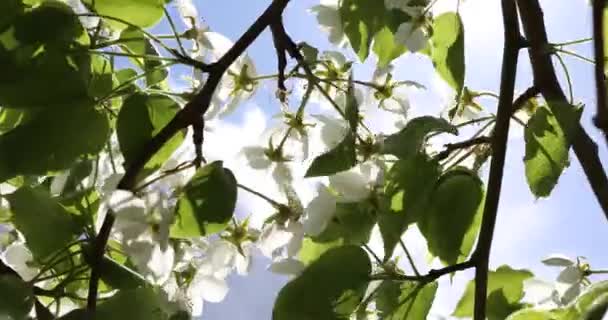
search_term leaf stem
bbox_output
[399,239,420,277]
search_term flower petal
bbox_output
[269,258,305,276]
[541,254,575,267]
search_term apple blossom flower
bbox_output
[1,242,38,281]
[309,0,347,46]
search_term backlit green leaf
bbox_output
[273,246,371,320]
[0,106,109,182]
[306,132,357,177]
[83,0,164,30]
[171,161,237,238]
[381,116,457,159]
[524,102,581,197]
[454,265,533,320]
[117,93,185,179]
[430,12,465,95]
[379,153,440,261]
[6,187,79,259]
[376,280,438,320]
[418,168,484,265]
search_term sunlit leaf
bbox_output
[453,265,533,320]
[273,246,371,320]
[306,132,357,177]
[117,93,185,179]
[417,168,484,265]
[378,153,440,261]
[375,280,438,320]
[524,102,581,197]
[430,12,465,95]
[171,161,237,238]
[82,0,164,29]
[381,116,457,159]
[6,187,79,259]
[0,106,109,182]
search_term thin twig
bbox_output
[473,0,520,319]
[398,239,420,277]
[511,86,540,113]
[371,260,475,283]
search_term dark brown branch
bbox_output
[512,86,540,113]
[592,0,608,141]
[270,19,288,96]
[435,136,492,161]
[86,0,292,314]
[517,0,608,221]
[473,1,520,319]
[371,260,475,283]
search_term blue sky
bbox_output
[157,0,608,318]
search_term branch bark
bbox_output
[517,0,608,221]
[472,1,520,319]
[86,0,291,313]
[593,0,608,140]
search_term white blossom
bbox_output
[1,242,38,281]
[309,0,347,46]
[394,22,428,53]
[303,184,337,236]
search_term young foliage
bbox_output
[375,280,438,320]
[171,161,237,238]
[273,246,371,320]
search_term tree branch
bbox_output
[86,0,292,314]
[517,0,608,221]
[512,86,540,113]
[370,260,475,283]
[435,136,492,161]
[592,0,608,142]
[472,1,520,319]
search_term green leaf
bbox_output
[574,281,608,317]
[418,168,484,265]
[171,161,237,238]
[0,0,23,33]
[299,42,319,65]
[82,0,164,29]
[119,27,168,88]
[0,106,109,182]
[117,93,184,178]
[0,108,27,133]
[0,274,34,320]
[6,187,79,259]
[314,202,376,245]
[13,1,87,47]
[506,309,555,320]
[96,287,168,320]
[373,26,406,68]
[378,153,440,261]
[299,237,343,266]
[453,265,533,320]
[524,102,581,197]
[305,132,357,177]
[339,0,411,62]
[430,12,465,95]
[381,116,457,159]
[273,246,371,320]
[375,280,438,320]
[88,56,116,99]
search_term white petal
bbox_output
[269,258,305,276]
[176,0,198,28]
[286,221,305,257]
[557,266,583,285]
[394,22,414,47]
[242,146,272,169]
[50,170,70,196]
[560,282,583,305]
[542,254,575,267]
[523,278,557,306]
[257,224,292,258]
[2,242,38,281]
[198,275,229,303]
[330,170,370,202]
[235,246,252,276]
[406,27,427,53]
[303,184,337,236]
